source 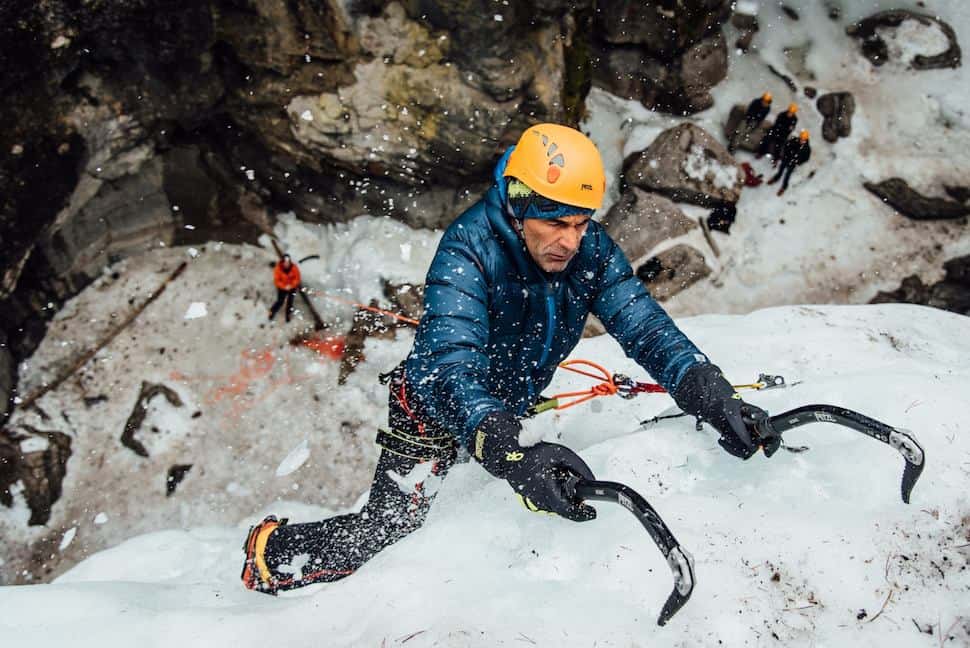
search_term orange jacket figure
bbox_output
[273,257,301,291]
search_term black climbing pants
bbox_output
[262,367,458,590]
[770,163,797,192]
[269,288,297,322]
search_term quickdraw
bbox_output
[527,358,787,415]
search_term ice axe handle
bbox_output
[745,409,782,457]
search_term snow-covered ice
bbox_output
[2,303,968,647]
[183,302,207,320]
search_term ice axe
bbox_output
[747,405,926,503]
[562,474,695,626]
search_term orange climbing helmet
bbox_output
[503,123,606,211]
[788,103,799,114]
[799,129,810,142]
[762,92,773,104]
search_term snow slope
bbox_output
[1,216,440,586]
[2,304,968,647]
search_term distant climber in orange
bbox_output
[269,254,301,322]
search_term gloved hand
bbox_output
[672,363,776,459]
[470,411,596,521]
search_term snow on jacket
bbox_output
[273,262,301,290]
[404,149,706,447]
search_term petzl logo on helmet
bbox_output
[531,130,566,184]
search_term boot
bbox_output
[241,515,287,594]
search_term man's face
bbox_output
[521,214,591,273]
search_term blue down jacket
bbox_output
[404,152,705,447]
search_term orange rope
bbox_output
[307,289,420,326]
[548,359,620,410]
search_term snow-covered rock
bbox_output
[624,123,743,206]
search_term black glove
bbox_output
[672,363,775,460]
[470,411,597,522]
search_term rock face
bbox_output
[0,331,11,424]
[846,10,962,70]
[0,426,72,526]
[600,188,696,263]
[871,255,970,315]
[865,178,970,221]
[624,124,743,207]
[636,244,711,301]
[592,0,732,114]
[723,104,770,153]
[0,0,603,369]
[731,11,759,52]
[816,92,856,142]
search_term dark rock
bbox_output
[121,382,184,458]
[82,395,109,408]
[593,31,728,115]
[595,0,733,56]
[0,331,11,424]
[766,63,798,92]
[636,244,711,300]
[731,12,759,52]
[826,2,842,21]
[383,280,425,324]
[0,425,72,526]
[1,0,598,373]
[781,6,799,21]
[846,10,962,70]
[816,92,856,142]
[864,178,970,221]
[944,186,970,203]
[601,188,697,263]
[804,86,818,99]
[624,123,743,206]
[166,464,193,496]
[724,104,770,154]
[871,255,970,315]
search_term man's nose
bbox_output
[560,228,582,251]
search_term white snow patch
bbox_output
[183,302,207,319]
[877,19,951,66]
[93,513,108,525]
[683,144,740,190]
[58,527,77,551]
[275,439,311,477]
[299,109,314,122]
[19,437,48,453]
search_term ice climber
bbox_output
[241,123,770,593]
[729,91,772,153]
[268,254,301,323]
[767,129,812,196]
[756,103,799,161]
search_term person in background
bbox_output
[729,91,772,153]
[707,202,738,234]
[767,130,812,197]
[757,103,799,162]
[268,254,301,323]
